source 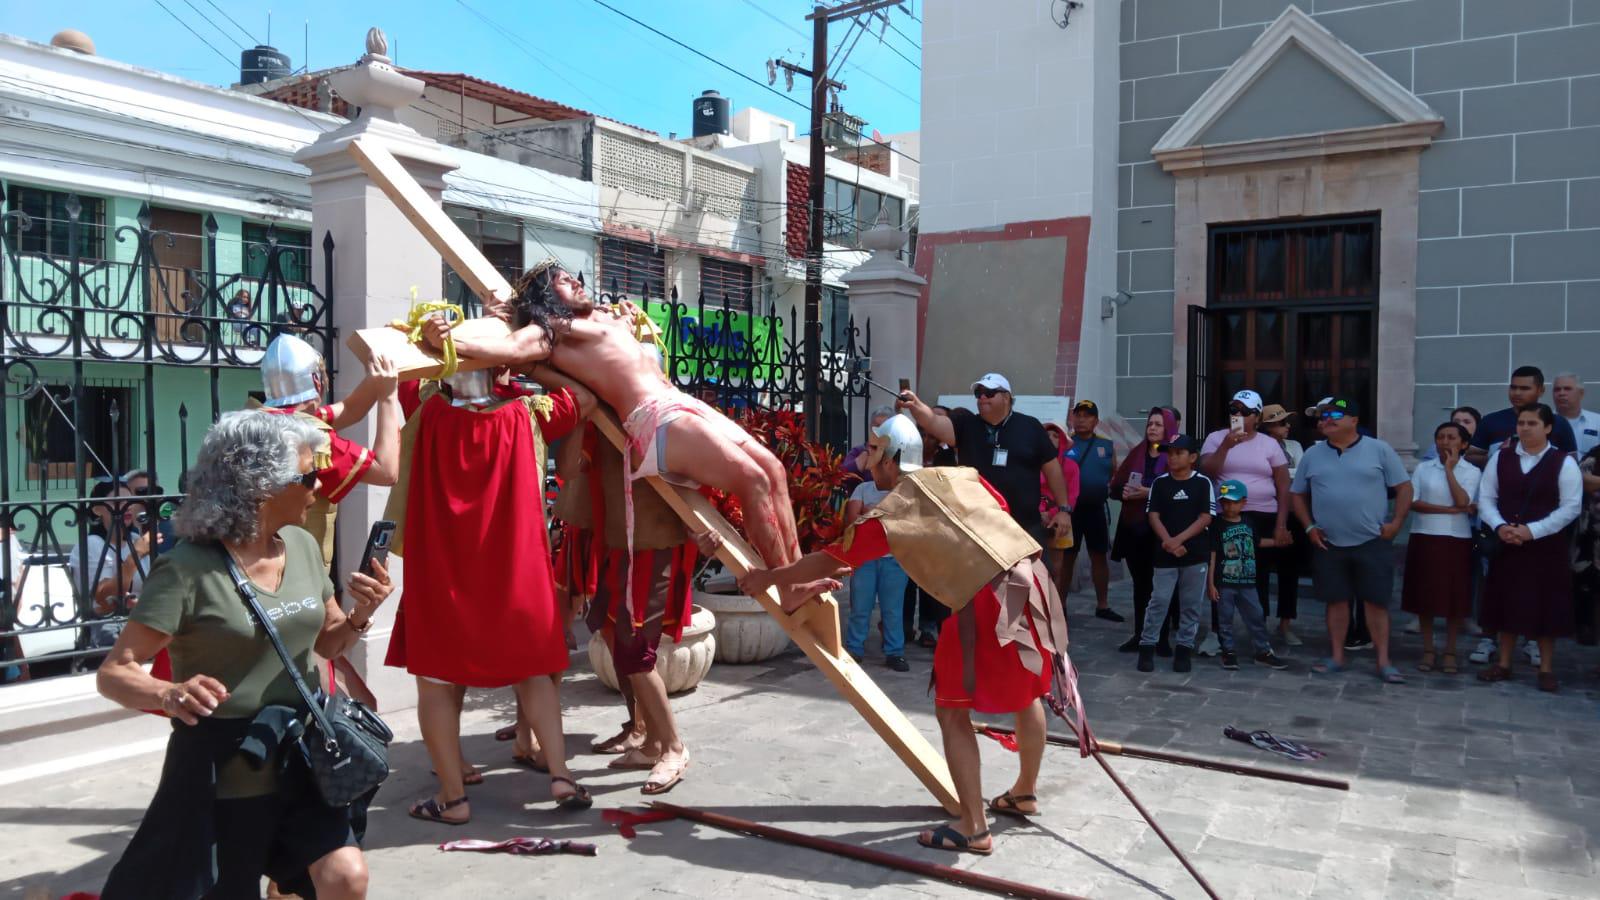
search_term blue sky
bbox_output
[10,0,921,136]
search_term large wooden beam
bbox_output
[347,137,960,815]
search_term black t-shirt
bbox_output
[949,408,1056,535]
[1145,472,1217,567]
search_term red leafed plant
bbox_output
[701,408,852,553]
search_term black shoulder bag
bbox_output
[220,547,392,808]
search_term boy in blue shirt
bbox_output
[1208,480,1290,671]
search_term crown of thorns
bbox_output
[513,257,566,295]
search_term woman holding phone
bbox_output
[1109,407,1178,653]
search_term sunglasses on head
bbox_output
[290,470,318,490]
[974,387,1004,399]
[1319,410,1347,421]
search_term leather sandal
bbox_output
[1477,664,1512,683]
[409,795,470,825]
[609,747,660,771]
[1537,672,1558,693]
[1441,652,1458,675]
[592,722,640,755]
[642,749,691,795]
[550,775,593,811]
[512,751,549,773]
[988,791,1039,819]
[1417,649,1435,672]
[917,824,992,855]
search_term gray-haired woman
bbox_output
[97,410,393,899]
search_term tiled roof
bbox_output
[405,71,652,133]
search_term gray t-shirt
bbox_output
[849,480,893,510]
[1290,436,1409,547]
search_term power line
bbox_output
[201,0,261,46]
[582,0,808,115]
[180,0,244,50]
[150,0,238,70]
[739,0,918,104]
[453,0,609,110]
[884,18,920,52]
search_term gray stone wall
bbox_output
[1117,0,1600,446]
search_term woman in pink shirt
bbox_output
[1041,423,1082,595]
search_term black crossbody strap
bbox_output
[217,545,341,754]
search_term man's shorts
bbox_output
[1069,499,1111,554]
[1311,539,1395,608]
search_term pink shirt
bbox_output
[1200,429,1289,514]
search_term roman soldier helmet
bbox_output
[262,334,326,407]
[867,413,924,473]
[444,368,495,406]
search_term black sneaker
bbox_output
[885,656,910,672]
[1156,639,1174,658]
[1118,636,1141,653]
[1095,607,1126,623]
[1220,650,1239,670]
[1344,638,1373,651]
[1174,646,1192,673]
[1254,650,1289,670]
[1136,647,1155,672]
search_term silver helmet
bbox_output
[867,412,924,473]
[444,368,495,406]
[262,334,326,407]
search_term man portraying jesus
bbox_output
[740,415,1071,856]
[421,259,800,568]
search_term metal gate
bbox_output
[1185,303,1215,439]
[0,193,335,675]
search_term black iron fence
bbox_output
[0,191,335,676]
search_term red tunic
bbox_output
[385,389,578,687]
[825,517,1052,715]
[261,404,373,503]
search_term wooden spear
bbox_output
[648,802,1087,900]
[977,723,1349,791]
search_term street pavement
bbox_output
[3,581,1598,899]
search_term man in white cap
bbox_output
[897,373,1075,547]
[741,414,1072,856]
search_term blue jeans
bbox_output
[1215,584,1273,652]
[847,556,909,658]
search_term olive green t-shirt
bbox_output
[132,526,334,797]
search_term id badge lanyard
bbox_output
[987,413,1013,467]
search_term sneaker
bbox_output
[1468,637,1495,664]
[1344,638,1372,652]
[1095,607,1126,623]
[1219,650,1239,670]
[1197,633,1221,657]
[1156,639,1174,658]
[1523,642,1541,667]
[885,656,910,672]
[1254,650,1290,670]
[1403,616,1420,635]
[1280,626,1303,647]
[1174,646,1193,673]
[1117,636,1141,653]
[1137,647,1155,672]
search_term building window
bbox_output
[446,207,524,283]
[824,287,852,349]
[3,186,106,260]
[1212,218,1377,304]
[822,177,904,248]
[21,380,139,484]
[599,237,667,299]
[699,257,753,313]
[242,223,312,283]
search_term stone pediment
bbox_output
[1152,5,1442,173]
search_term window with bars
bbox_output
[599,237,667,299]
[3,186,107,260]
[1212,218,1377,304]
[242,223,312,284]
[446,206,524,283]
[822,177,905,248]
[20,380,139,484]
[699,257,753,313]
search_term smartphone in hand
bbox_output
[358,520,396,578]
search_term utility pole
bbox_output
[799,0,906,440]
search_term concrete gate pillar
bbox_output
[295,28,457,709]
[841,215,925,395]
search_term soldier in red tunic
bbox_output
[741,415,1072,856]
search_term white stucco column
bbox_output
[841,218,925,395]
[296,28,457,709]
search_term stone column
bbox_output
[296,28,458,709]
[841,216,926,395]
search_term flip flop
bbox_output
[494,724,517,742]
[642,750,691,795]
[1311,657,1346,675]
[917,824,992,856]
[408,795,469,826]
[550,775,593,811]
[987,791,1038,820]
[1378,665,1407,684]
[608,748,660,771]
[512,752,549,773]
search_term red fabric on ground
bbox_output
[385,391,577,686]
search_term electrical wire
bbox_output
[179,0,245,50]
[201,0,261,46]
[453,0,614,111]
[736,0,918,104]
[150,0,238,71]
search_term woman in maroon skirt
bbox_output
[1402,421,1482,674]
[1476,404,1583,692]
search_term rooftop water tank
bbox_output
[693,90,730,137]
[240,45,291,85]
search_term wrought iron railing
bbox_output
[0,191,336,676]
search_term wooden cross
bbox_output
[346,139,960,814]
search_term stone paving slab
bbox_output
[2,584,1597,898]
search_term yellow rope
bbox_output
[393,298,465,379]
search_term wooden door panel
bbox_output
[147,208,203,344]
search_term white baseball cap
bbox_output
[1230,389,1264,412]
[971,372,1012,393]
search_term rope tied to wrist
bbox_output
[392,293,465,379]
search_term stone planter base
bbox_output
[588,605,716,694]
[695,589,792,664]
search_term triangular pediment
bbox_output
[1152,5,1441,160]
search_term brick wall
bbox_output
[785,161,809,260]
[1116,0,1600,447]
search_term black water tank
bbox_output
[240,45,291,85]
[693,90,730,137]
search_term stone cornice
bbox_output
[1153,120,1442,174]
